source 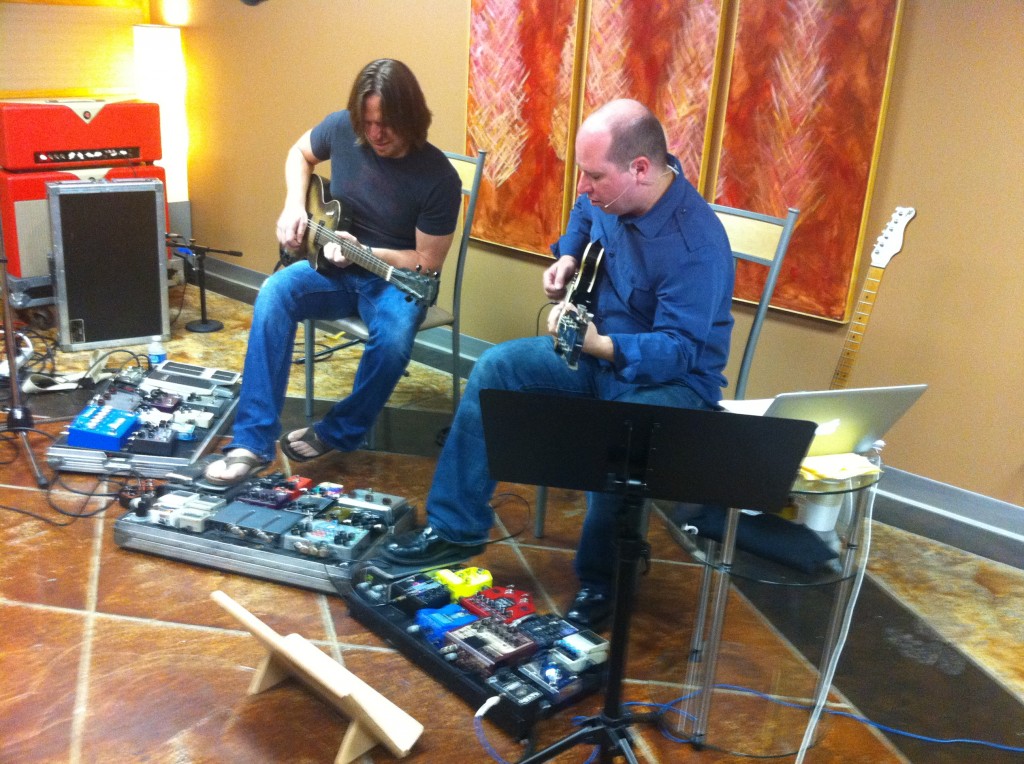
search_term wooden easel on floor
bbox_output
[211,590,423,763]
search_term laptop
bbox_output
[722,384,927,456]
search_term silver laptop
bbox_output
[761,384,927,456]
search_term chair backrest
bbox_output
[442,149,486,335]
[711,204,799,400]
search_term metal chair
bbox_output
[532,204,800,537]
[710,204,800,401]
[301,149,486,424]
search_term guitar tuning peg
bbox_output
[415,264,423,272]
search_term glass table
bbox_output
[664,460,883,757]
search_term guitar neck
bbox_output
[310,222,395,282]
[830,264,886,390]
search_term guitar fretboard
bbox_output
[830,265,885,390]
[309,221,395,283]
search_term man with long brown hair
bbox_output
[205,58,461,485]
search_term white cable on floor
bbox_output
[795,493,875,764]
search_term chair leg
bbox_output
[304,319,315,424]
[451,326,461,413]
[534,486,547,538]
[690,508,742,744]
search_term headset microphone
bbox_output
[601,186,629,210]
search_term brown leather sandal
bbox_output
[203,451,269,487]
[278,427,334,463]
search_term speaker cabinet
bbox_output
[47,178,168,351]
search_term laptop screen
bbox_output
[762,384,927,456]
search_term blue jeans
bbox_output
[225,261,425,462]
[425,336,713,594]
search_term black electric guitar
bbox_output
[553,240,604,369]
[294,175,440,307]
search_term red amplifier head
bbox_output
[0,99,162,171]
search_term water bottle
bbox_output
[147,337,167,366]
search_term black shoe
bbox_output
[383,526,484,565]
[566,587,614,630]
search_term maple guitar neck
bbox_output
[830,264,885,390]
[829,206,915,390]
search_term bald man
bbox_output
[387,99,734,629]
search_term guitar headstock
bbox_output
[870,206,916,268]
[391,268,440,307]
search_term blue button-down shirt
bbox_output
[551,158,734,405]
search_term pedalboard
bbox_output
[344,563,607,740]
[87,356,607,740]
[46,362,238,478]
[112,458,606,739]
[153,359,241,386]
[113,475,415,591]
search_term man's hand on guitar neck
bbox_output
[322,231,361,269]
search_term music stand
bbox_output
[479,390,816,763]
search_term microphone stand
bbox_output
[173,238,243,333]
[1,253,48,487]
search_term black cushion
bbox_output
[673,504,839,574]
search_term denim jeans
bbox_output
[225,261,425,462]
[425,335,712,594]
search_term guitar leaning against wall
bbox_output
[830,207,916,390]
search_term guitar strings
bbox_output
[305,219,392,276]
[302,219,441,307]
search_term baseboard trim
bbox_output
[874,468,1024,571]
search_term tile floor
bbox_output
[2,285,1022,763]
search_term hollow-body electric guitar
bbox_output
[830,206,916,389]
[294,175,439,307]
[553,240,604,370]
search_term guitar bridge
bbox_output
[555,308,591,371]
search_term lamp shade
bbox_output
[133,24,189,203]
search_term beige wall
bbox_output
[827,1,1024,505]
[6,1,1021,505]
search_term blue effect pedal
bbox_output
[67,405,140,451]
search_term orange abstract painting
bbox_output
[718,0,901,320]
[466,0,582,255]
[467,0,900,320]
